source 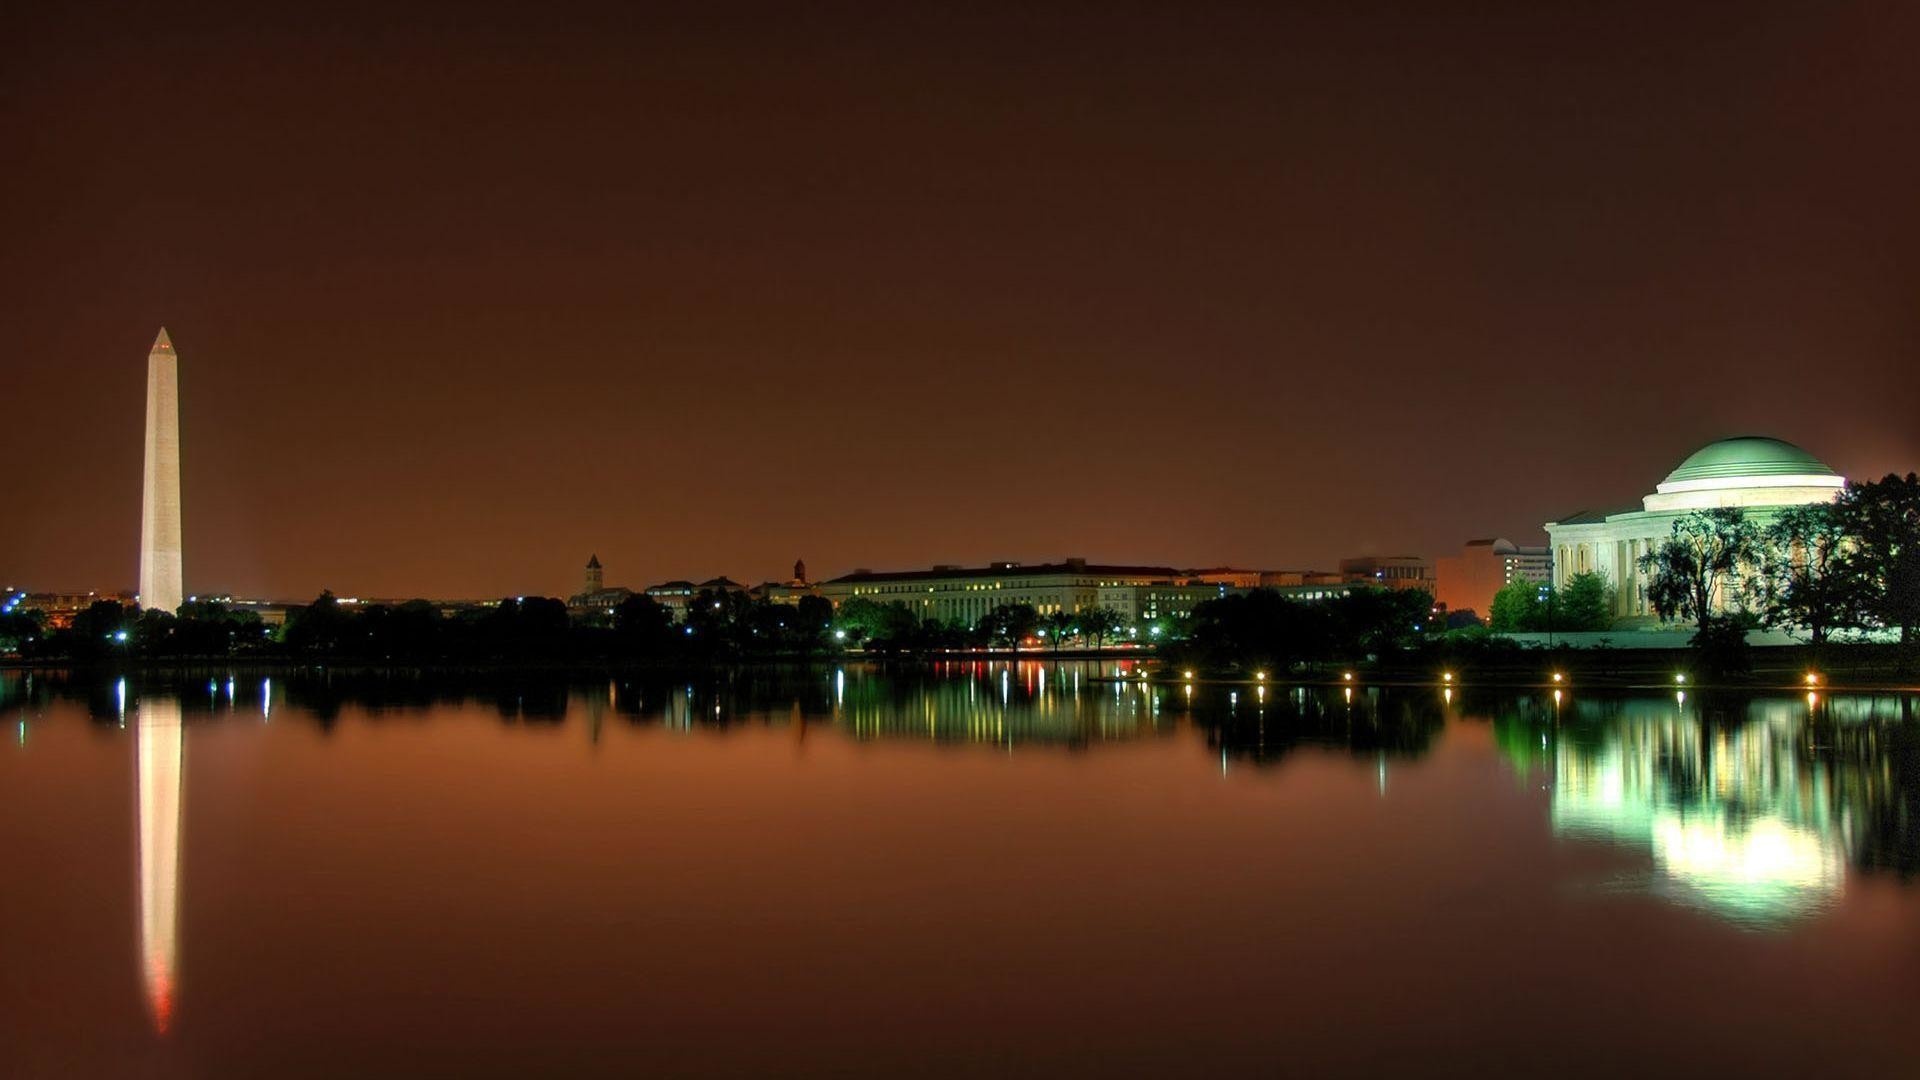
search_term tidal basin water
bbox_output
[2,665,1916,1077]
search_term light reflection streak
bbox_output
[1523,699,1852,925]
[137,697,183,1034]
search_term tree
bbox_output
[977,603,1038,648]
[1080,606,1126,648]
[474,596,572,658]
[1758,502,1856,646]
[682,589,753,651]
[1181,588,1324,672]
[1329,587,1432,656]
[613,594,673,648]
[794,594,835,651]
[0,608,44,655]
[833,598,917,648]
[1488,580,1546,632]
[1638,508,1761,624]
[1832,473,1920,659]
[284,591,349,653]
[1556,571,1615,632]
[1040,611,1075,652]
[70,599,134,645]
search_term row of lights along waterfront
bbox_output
[1154,668,1827,689]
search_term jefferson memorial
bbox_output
[1544,437,1846,620]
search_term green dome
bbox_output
[1663,436,1836,485]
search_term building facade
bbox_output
[816,559,1242,626]
[1339,555,1435,592]
[644,577,747,621]
[568,554,635,616]
[1434,538,1551,618]
[1543,436,1845,619]
[813,558,1389,627]
[751,559,820,606]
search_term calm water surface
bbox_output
[2,664,1916,1077]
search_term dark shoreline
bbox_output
[5,645,1917,693]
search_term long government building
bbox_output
[815,559,1353,625]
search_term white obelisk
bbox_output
[139,328,183,612]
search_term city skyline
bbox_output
[4,325,1914,604]
[4,9,1918,1073]
[5,5,1918,600]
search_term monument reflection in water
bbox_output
[1494,690,1916,925]
[35,665,1911,1041]
[134,693,182,1034]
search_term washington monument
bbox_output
[139,328,183,612]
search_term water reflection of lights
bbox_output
[1543,706,1849,925]
[832,664,1171,747]
[1654,816,1842,918]
[137,698,184,1034]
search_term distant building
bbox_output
[1258,569,1347,588]
[813,558,1385,628]
[1544,436,1845,620]
[567,554,634,616]
[1267,582,1362,603]
[1183,567,1265,589]
[645,576,747,621]
[1434,539,1551,619]
[644,580,698,620]
[818,558,1194,625]
[1339,555,1435,592]
[13,590,137,629]
[751,559,820,606]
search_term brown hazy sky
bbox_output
[4,2,1917,600]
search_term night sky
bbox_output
[5,3,1917,601]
